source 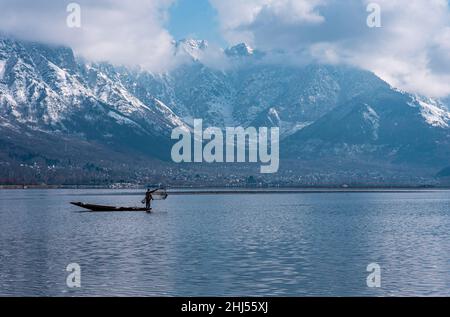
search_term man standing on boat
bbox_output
[143,189,158,211]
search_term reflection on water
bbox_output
[1,189,450,296]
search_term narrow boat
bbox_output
[71,202,151,212]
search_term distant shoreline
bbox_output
[0,184,449,194]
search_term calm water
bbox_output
[1,189,450,296]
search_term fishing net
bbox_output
[151,188,168,200]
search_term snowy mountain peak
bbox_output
[176,38,208,50]
[225,43,255,57]
[175,39,209,60]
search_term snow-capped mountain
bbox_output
[0,38,188,161]
[1,36,450,183]
[283,88,450,167]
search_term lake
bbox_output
[1,189,450,296]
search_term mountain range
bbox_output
[1,37,450,186]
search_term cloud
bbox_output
[210,0,450,98]
[1,0,449,97]
[0,0,177,72]
[209,0,326,45]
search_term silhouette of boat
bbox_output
[71,202,151,212]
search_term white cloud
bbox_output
[1,0,449,97]
[210,0,450,98]
[0,0,177,72]
[209,0,325,45]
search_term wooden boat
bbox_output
[71,202,151,212]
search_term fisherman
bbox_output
[143,189,158,211]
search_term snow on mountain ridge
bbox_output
[83,64,189,133]
[175,39,209,61]
[418,100,450,128]
[0,60,5,79]
[225,43,255,57]
[0,38,189,137]
[409,96,450,128]
[363,105,380,140]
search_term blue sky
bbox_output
[168,0,225,46]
